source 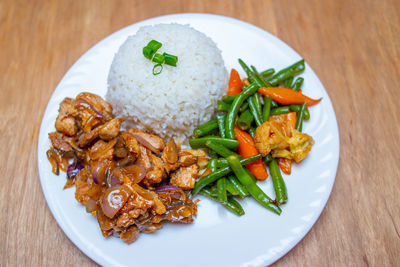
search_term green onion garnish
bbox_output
[163,52,178,67]
[152,53,165,64]
[152,64,163,75]
[143,40,178,75]
[143,40,162,59]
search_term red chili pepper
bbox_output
[258,87,322,106]
[227,69,242,96]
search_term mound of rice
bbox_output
[106,23,227,143]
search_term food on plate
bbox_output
[189,58,321,214]
[47,92,203,244]
[106,23,227,143]
[46,22,322,244]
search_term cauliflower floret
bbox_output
[254,121,288,156]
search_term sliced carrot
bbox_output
[234,126,268,181]
[227,69,242,96]
[258,87,321,106]
[277,158,292,175]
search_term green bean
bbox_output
[292,77,304,91]
[205,140,239,158]
[216,154,261,169]
[264,154,273,164]
[267,59,305,86]
[253,92,263,118]
[193,120,218,138]
[216,113,227,138]
[237,109,254,130]
[225,83,259,139]
[251,65,269,87]
[295,102,307,132]
[217,100,231,112]
[260,68,275,78]
[248,96,263,126]
[192,154,262,195]
[225,178,240,195]
[226,197,245,216]
[289,104,310,120]
[269,159,288,205]
[209,158,218,171]
[222,95,236,104]
[227,174,248,197]
[199,188,245,216]
[239,102,249,113]
[262,96,272,122]
[248,126,256,137]
[227,155,281,215]
[189,136,240,149]
[270,106,291,116]
[217,178,228,203]
[294,104,310,120]
[208,149,219,159]
[238,59,268,88]
[271,99,278,108]
[284,77,294,88]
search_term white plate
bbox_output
[37,13,339,267]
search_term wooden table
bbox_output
[1,0,399,266]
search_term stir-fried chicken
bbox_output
[128,128,165,154]
[47,93,199,244]
[48,132,72,152]
[170,164,200,190]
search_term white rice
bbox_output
[106,23,227,143]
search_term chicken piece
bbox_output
[48,132,72,152]
[184,149,209,169]
[97,209,116,237]
[254,121,289,156]
[131,184,166,215]
[178,151,197,167]
[128,128,165,154]
[76,92,113,121]
[74,168,92,204]
[120,132,139,155]
[161,140,180,173]
[270,131,314,164]
[120,225,140,244]
[55,98,79,136]
[89,139,116,161]
[136,144,152,171]
[170,164,199,190]
[143,154,166,187]
[98,118,125,141]
[77,128,99,147]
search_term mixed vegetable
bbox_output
[189,59,321,216]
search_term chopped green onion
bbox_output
[143,40,162,60]
[152,64,163,75]
[143,46,154,60]
[152,53,165,64]
[163,52,178,66]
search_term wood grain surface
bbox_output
[1,0,399,266]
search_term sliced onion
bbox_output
[66,162,84,179]
[77,98,103,118]
[129,133,160,154]
[122,164,146,183]
[85,198,98,213]
[100,186,131,218]
[155,185,180,192]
